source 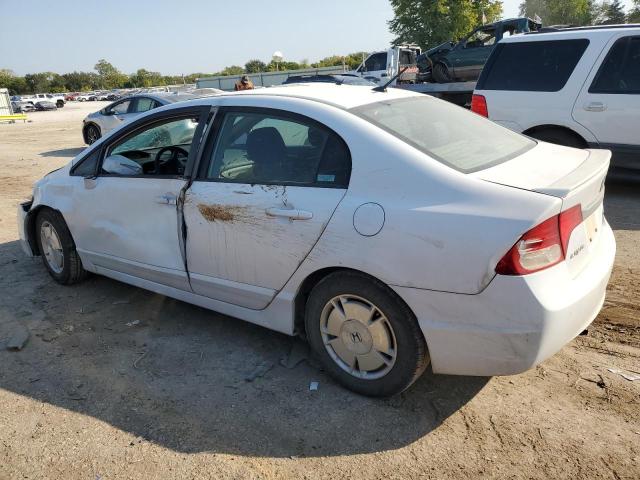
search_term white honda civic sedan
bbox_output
[18,84,615,396]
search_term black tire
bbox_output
[56,100,64,108]
[84,124,101,145]
[305,271,430,397]
[432,62,452,83]
[35,209,87,285]
[527,128,586,149]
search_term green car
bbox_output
[419,17,542,83]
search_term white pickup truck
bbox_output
[23,93,65,108]
[352,45,421,85]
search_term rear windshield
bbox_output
[351,96,535,173]
[477,39,589,92]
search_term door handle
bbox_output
[584,102,606,112]
[265,207,313,220]
[155,193,177,205]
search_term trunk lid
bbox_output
[473,142,611,277]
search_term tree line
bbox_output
[4,0,638,95]
[390,0,640,48]
[0,54,368,95]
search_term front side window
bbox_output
[364,53,387,72]
[464,28,496,48]
[204,111,351,187]
[102,115,199,176]
[590,36,640,94]
[477,39,590,92]
[352,96,535,173]
[109,100,131,115]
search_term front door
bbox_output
[451,27,496,80]
[572,34,640,170]
[100,98,134,134]
[70,107,208,290]
[184,107,352,309]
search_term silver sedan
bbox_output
[82,93,205,145]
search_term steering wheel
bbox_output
[154,146,189,175]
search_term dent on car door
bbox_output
[68,107,210,289]
[183,107,352,309]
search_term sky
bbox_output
[0,0,634,76]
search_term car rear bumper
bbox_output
[392,219,616,376]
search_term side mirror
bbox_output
[102,155,142,175]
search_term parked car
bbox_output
[76,93,93,102]
[284,74,377,86]
[26,93,65,108]
[472,24,640,177]
[106,93,121,101]
[82,93,201,145]
[11,101,36,113]
[18,84,615,396]
[34,101,57,111]
[421,17,542,83]
[65,93,79,101]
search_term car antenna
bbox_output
[372,66,409,92]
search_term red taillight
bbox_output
[496,205,583,276]
[471,94,488,117]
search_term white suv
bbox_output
[472,25,639,176]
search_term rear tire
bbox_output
[432,62,452,83]
[527,128,586,149]
[35,209,87,285]
[305,271,430,397]
[56,100,64,108]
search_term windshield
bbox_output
[351,96,535,173]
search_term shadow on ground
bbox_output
[39,147,85,158]
[604,181,640,231]
[0,240,487,457]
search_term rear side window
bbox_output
[352,96,535,173]
[589,36,640,94]
[204,111,351,187]
[477,39,590,92]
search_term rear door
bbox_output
[572,34,640,170]
[183,107,351,309]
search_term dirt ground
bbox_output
[0,102,638,480]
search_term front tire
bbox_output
[305,271,430,397]
[35,209,87,285]
[84,124,101,145]
[432,62,452,83]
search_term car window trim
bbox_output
[195,105,351,189]
[94,105,211,180]
[588,36,640,95]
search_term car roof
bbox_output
[504,23,640,42]
[189,84,420,110]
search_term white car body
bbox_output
[18,85,615,382]
[473,25,640,175]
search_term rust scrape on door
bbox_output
[197,204,250,223]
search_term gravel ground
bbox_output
[0,101,638,479]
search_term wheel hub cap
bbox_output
[320,294,397,380]
[40,221,64,274]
